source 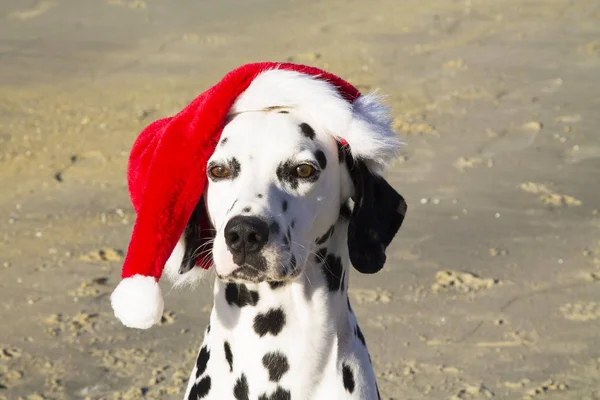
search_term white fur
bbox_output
[110,275,164,329]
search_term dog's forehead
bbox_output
[216,111,326,152]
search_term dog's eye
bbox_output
[210,165,230,179]
[295,164,315,178]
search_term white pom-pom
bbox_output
[110,275,164,329]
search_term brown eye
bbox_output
[210,166,230,178]
[295,164,314,178]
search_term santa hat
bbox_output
[110,62,400,329]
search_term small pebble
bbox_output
[432,198,441,205]
[522,121,543,132]
[35,232,43,238]
[495,213,501,218]
[420,198,430,205]
[558,258,564,264]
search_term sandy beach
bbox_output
[1,0,600,398]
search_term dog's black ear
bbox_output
[180,197,213,274]
[347,159,407,274]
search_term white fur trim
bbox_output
[110,275,164,329]
[231,68,402,172]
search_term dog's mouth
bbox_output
[216,251,301,284]
[219,264,267,283]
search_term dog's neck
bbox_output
[204,220,360,395]
[211,218,352,341]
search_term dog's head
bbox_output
[166,71,407,285]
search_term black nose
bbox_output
[224,216,270,265]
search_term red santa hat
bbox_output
[110,62,400,329]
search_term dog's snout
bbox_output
[224,216,269,265]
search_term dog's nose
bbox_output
[224,216,270,265]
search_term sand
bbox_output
[1,0,600,398]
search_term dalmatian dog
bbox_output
[164,71,406,400]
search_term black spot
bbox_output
[195,346,210,378]
[282,200,288,212]
[229,157,241,178]
[323,253,343,291]
[290,254,296,269]
[220,137,228,146]
[315,149,327,170]
[188,384,198,400]
[355,325,366,346]
[242,206,251,213]
[339,201,352,220]
[262,352,290,382]
[315,225,334,245]
[206,324,211,334]
[299,123,315,139]
[290,220,295,229]
[278,110,289,114]
[257,193,263,198]
[225,283,259,308]
[258,387,291,400]
[253,308,286,337]
[314,247,328,264]
[224,341,233,372]
[276,160,299,190]
[269,221,281,235]
[195,376,212,398]
[233,374,249,400]
[342,363,355,393]
[268,281,286,290]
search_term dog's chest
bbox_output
[184,280,378,399]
